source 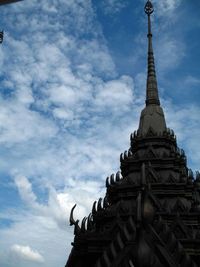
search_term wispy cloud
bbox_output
[153,0,182,15]
[14,175,37,205]
[156,37,185,73]
[10,244,44,263]
[101,0,128,15]
[184,75,200,86]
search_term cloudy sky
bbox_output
[0,0,199,266]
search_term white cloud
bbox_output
[156,38,185,73]
[184,75,200,86]
[14,175,37,205]
[10,244,44,263]
[0,212,70,267]
[102,0,128,15]
[153,0,182,15]
[0,175,106,267]
[94,75,134,112]
[53,108,74,120]
[158,0,181,12]
[0,99,58,144]
[12,171,105,229]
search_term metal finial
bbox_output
[144,0,154,15]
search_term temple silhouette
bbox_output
[65,1,200,266]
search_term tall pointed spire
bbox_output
[138,0,166,136]
[144,0,160,105]
[145,0,160,106]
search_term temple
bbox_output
[65,1,200,266]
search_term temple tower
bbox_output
[65,1,200,266]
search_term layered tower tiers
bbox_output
[65,1,200,267]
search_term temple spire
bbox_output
[137,0,166,136]
[144,0,160,106]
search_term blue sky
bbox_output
[0,0,199,266]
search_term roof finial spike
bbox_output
[144,0,160,106]
[137,1,167,136]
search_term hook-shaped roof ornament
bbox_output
[69,204,77,226]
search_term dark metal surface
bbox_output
[0,0,23,5]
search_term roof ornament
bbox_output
[144,0,160,106]
[144,0,154,15]
[69,204,81,235]
[69,204,77,226]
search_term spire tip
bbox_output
[144,0,154,15]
